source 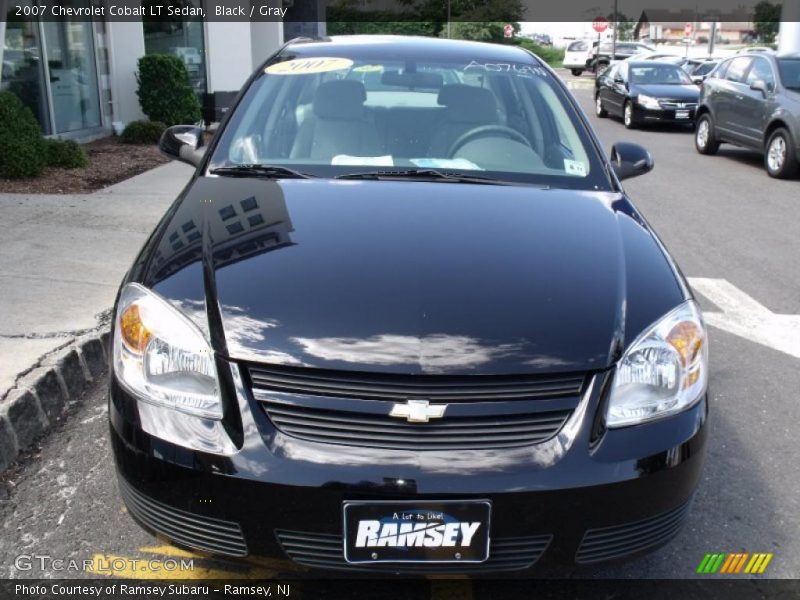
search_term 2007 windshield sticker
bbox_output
[463,60,549,78]
[266,57,354,75]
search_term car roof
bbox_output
[626,60,684,68]
[281,35,538,64]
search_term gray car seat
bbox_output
[427,84,500,157]
[290,79,381,161]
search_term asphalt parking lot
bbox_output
[0,85,799,588]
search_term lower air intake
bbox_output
[275,530,551,572]
[575,498,693,563]
[118,476,248,557]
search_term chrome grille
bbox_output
[261,400,572,450]
[276,530,551,572]
[658,101,697,110]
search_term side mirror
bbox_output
[610,142,654,181]
[159,125,205,167]
[749,79,769,97]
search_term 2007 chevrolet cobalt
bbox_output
[110,36,708,573]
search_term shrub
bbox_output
[121,120,167,145]
[0,91,46,179]
[43,138,89,169]
[136,54,201,126]
[514,39,565,68]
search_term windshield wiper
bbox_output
[335,168,516,186]
[209,164,314,179]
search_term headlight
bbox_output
[113,283,222,419]
[607,300,707,428]
[637,94,661,110]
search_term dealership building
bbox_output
[2,1,800,141]
[0,2,324,139]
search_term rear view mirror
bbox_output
[610,142,654,181]
[380,70,443,90]
[159,125,205,167]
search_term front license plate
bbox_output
[343,500,491,564]
[675,110,690,119]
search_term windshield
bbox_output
[630,64,693,85]
[693,62,717,76]
[209,53,610,190]
[777,58,800,91]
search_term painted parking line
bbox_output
[688,277,800,360]
[88,545,280,579]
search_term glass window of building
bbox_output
[42,19,102,133]
[1,1,102,135]
[143,7,206,97]
[1,3,52,133]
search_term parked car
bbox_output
[696,53,800,178]
[595,60,700,128]
[592,42,655,72]
[688,59,720,84]
[110,36,708,573]
[530,33,553,46]
[736,46,774,54]
[563,39,595,76]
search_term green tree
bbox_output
[753,0,780,44]
[609,12,635,41]
[442,21,519,43]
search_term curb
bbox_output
[0,330,110,472]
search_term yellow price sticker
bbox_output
[265,57,354,75]
[352,64,384,73]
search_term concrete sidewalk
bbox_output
[0,161,192,468]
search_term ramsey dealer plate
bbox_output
[343,500,491,564]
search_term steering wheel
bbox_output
[448,125,532,158]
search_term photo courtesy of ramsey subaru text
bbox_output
[109,36,709,574]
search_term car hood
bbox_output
[633,83,700,100]
[139,177,685,375]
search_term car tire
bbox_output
[623,101,637,129]
[571,69,583,77]
[695,114,719,155]
[765,128,799,179]
[595,95,608,118]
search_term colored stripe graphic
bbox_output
[698,552,773,575]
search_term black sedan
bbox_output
[110,36,708,574]
[595,61,701,128]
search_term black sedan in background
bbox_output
[595,61,701,128]
[110,36,708,574]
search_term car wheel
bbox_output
[571,69,583,77]
[595,95,607,118]
[623,101,636,129]
[765,128,799,179]
[695,114,719,155]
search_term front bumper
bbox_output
[634,104,697,124]
[109,360,708,574]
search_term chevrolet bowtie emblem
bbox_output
[389,400,447,423]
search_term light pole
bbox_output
[446,0,451,39]
[612,0,618,58]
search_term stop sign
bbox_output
[685,22,693,36]
[503,24,514,38]
[592,17,608,33]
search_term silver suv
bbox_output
[695,53,800,178]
